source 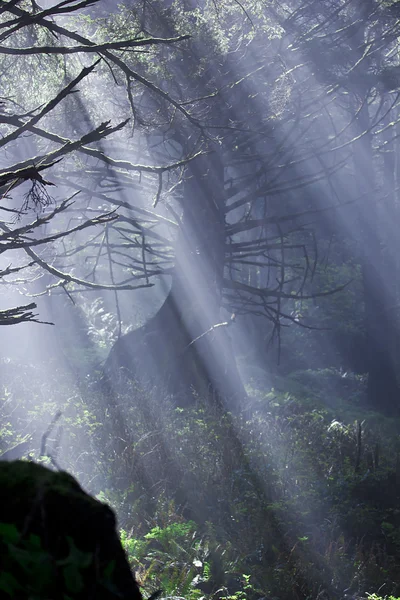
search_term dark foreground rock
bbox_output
[0,460,143,600]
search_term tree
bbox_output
[1,0,348,406]
[277,0,400,413]
[102,0,345,414]
[0,0,195,326]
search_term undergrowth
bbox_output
[1,359,400,599]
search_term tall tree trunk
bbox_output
[382,107,400,388]
[104,149,246,412]
[100,148,262,525]
[99,3,250,519]
[354,100,399,414]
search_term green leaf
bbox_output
[63,564,84,594]
[25,533,42,550]
[0,571,23,596]
[103,559,116,581]
[57,536,92,569]
[0,522,19,544]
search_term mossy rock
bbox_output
[0,460,143,600]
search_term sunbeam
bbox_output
[1,1,400,599]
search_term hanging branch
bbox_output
[0,61,100,149]
[0,0,198,325]
[0,35,190,55]
[0,303,53,325]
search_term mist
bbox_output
[1,1,400,599]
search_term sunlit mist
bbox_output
[1,1,400,598]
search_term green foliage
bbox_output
[3,0,400,597]
[224,574,259,600]
[144,521,196,548]
[0,518,126,599]
[278,259,365,373]
[121,519,205,599]
[0,521,94,599]
[2,355,400,598]
[78,296,135,356]
[367,595,400,600]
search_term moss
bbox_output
[0,460,143,600]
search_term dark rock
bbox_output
[0,460,143,600]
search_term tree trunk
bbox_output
[354,101,399,414]
[104,149,246,412]
[100,148,259,525]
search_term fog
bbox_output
[1,1,400,598]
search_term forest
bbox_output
[1,0,400,599]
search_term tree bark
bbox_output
[354,100,399,414]
[104,149,246,413]
[100,147,255,524]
